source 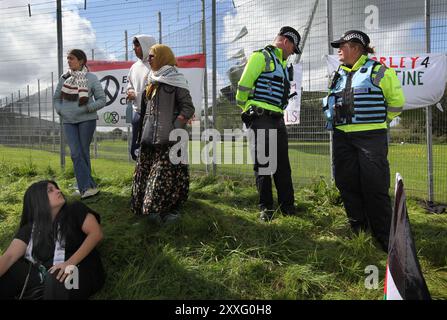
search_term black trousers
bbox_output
[333,128,392,250]
[249,114,294,211]
[0,258,105,300]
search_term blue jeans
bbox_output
[130,111,141,161]
[64,120,97,193]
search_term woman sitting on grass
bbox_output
[0,180,105,299]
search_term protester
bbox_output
[54,49,106,199]
[127,35,157,160]
[0,180,105,299]
[130,44,195,223]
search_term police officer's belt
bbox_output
[248,106,283,119]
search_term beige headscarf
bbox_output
[150,44,177,68]
[145,45,177,99]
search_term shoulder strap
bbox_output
[329,66,343,90]
[261,50,272,72]
[371,60,388,86]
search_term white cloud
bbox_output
[222,0,327,90]
[0,0,111,99]
[221,0,445,93]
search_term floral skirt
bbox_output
[131,145,189,216]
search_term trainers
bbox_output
[259,209,274,222]
[81,188,100,199]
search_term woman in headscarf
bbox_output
[131,44,195,223]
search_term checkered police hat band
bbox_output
[343,33,366,46]
[283,32,298,47]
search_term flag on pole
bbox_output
[384,173,431,300]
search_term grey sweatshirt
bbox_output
[54,72,106,124]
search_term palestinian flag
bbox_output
[384,173,431,300]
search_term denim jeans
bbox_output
[64,120,97,193]
[130,111,141,161]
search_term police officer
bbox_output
[323,30,405,251]
[236,26,300,222]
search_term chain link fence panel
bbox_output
[0,0,445,202]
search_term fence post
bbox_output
[38,79,42,149]
[125,30,128,61]
[201,0,209,173]
[27,85,31,146]
[92,46,98,159]
[211,0,217,175]
[18,90,22,145]
[158,11,162,44]
[52,72,56,152]
[326,0,334,181]
[57,0,65,169]
[11,93,14,146]
[425,0,434,202]
[27,85,30,117]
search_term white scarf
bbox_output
[61,65,89,100]
[148,65,189,90]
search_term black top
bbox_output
[15,202,102,270]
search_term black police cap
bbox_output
[278,26,301,54]
[331,30,370,48]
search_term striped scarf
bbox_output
[61,65,89,106]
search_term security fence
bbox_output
[0,0,446,203]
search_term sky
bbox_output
[0,0,446,103]
[0,0,206,100]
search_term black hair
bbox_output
[20,180,68,263]
[133,38,140,46]
[68,49,88,69]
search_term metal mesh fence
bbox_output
[0,0,446,203]
[0,74,61,154]
[212,0,447,203]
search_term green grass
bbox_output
[0,146,446,300]
[37,139,447,202]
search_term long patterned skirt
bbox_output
[131,145,189,216]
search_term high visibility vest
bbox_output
[326,59,388,126]
[250,46,291,110]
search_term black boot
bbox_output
[280,205,297,216]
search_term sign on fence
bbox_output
[89,54,205,126]
[326,53,447,110]
[284,62,303,125]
